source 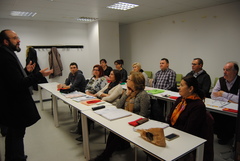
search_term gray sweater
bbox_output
[116,90,150,117]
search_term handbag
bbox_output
[136,128,166,147]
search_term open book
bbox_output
[94,106,132,121]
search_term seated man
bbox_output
[186,58,211,97]
[152,58,176,120]
[57,62,86,92]
[152,58,176,91]
[211,61,240,145]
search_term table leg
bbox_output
[81,113,90,160]
[52,95,59,127]
[134,146,138,161]
[38,85,43,111]
[195,143,204,161]
[73,108,78,123]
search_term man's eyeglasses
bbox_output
[192,63,198,66]
[9,36,20,40]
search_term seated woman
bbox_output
[132,62,149,86]
[85,64,107,95]
[73,65,108,141]
[149,76,206,161]
[114,59,128,83]
[90,72,150,161]
[100,59,112,78]
[94,69,123,105]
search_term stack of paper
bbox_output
[61,91,84,98]
[94,106,132,121]
[72,95,96,102]
[133,120,169,131]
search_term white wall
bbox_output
[98,21,120,67]
[120,2,240,86]
[87,21,120,69]
[87,21,100,68]
[0,19,92,100]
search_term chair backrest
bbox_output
[176,74,183,87]
[148,78,153,87]
[144,71,153,79]
[213,77,219,87]
[149,98,165,122]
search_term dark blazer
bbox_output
[186,70,211,97]
[0,46,41,128]
[167,97,206,137]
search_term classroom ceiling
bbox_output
[0,0,238,25]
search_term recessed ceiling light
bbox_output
[10,11,37,17]
[77,17,98,22]
[107,2,139,11]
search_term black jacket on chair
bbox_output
[0,45,41,128]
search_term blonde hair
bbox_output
[132,62,141,69]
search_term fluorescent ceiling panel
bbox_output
[107,2,139,11]
[10,11,37,17]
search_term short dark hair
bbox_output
[233,63,239,73]
[161,58,169,64]
[112,69,121,83]
[100,59,107,63]
[114,59,124,65]
[0,29,11,45]
[194,58,203,65]
[70,62,78,68]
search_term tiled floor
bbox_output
[0,101,235,161]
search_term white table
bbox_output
[38,82,111,127]
[81,110,206,161]
[205,98,237,117]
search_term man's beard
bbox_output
[9,41,21,52]
[16,46,21,52]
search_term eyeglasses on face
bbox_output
[8,36,20,40]
[191,63,198,66]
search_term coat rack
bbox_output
[27,45,84,49]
